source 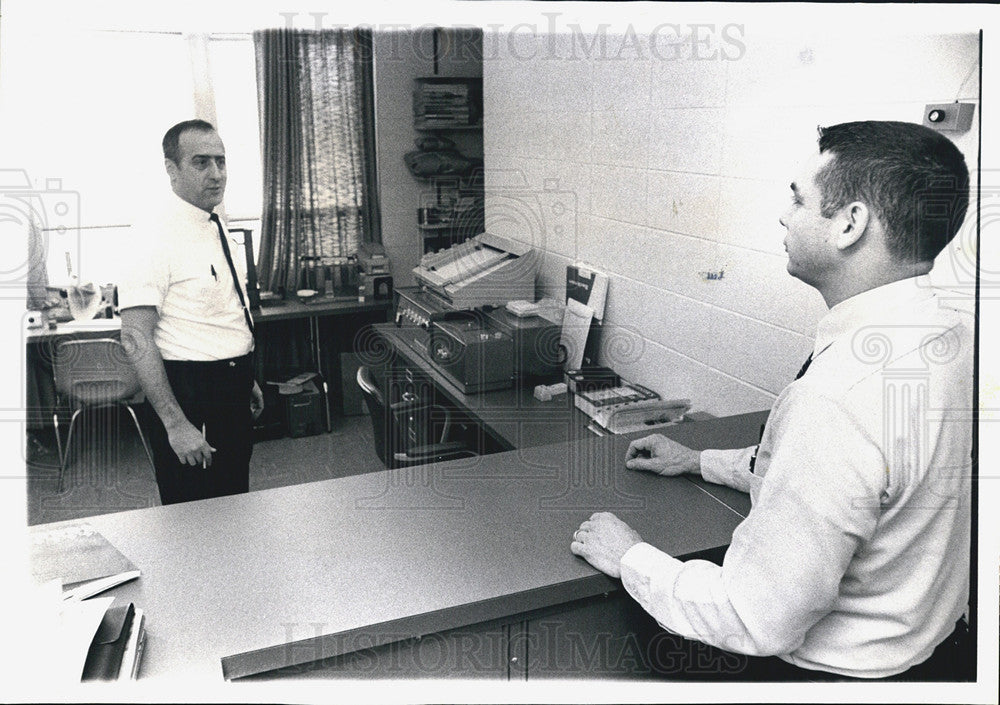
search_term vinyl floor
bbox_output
[24,408,385,526]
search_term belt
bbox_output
[163,352,253,371]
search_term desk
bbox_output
[254,296,389,324]
[252,298,391,416]
[23,299,391,431]
[374,322,760,516]
[23,297,390,338]
[372,322,588,450]
[24,317,121,342]
[28,411,764,682]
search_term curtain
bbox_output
[253,28,381,294]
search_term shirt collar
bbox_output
[813,275,935,358]
[168,190,218,225]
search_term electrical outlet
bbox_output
[923,102,975,133]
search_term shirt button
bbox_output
[229,361,236,367]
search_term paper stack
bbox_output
[29,523,146,681]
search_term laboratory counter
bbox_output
[28,411,765,682]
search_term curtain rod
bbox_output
[94,29,252,39]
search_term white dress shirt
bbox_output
[620,275,973,678]
[118,193,254,361]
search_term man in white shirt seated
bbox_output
[571,121,973,681]
[118,120,264,504]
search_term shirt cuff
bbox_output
[620,542,684,608]
[116,283,161,310]
[700,448,746,486]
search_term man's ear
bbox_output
[164,158,178,181]
[833,201,869,250]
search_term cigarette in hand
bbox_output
[202,423,207,469]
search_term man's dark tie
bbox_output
[749,352,814,473]
[210,213,255,336]
[795,352,814,380]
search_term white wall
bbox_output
[483,28,980,416]
[374,30,433,289]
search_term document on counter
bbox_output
[62,570,141,602]
[560,298,594,370]
[29,523,138,594]
[566,262,608,321]
[56,595,116,684]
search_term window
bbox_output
[208,36,263,222]
[4,27,262,283]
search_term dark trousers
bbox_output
[139,354,253,505]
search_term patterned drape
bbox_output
[253,28,381,294]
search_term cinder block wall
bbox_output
[483,28,979,415]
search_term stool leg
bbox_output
[52,412,63,470]
[123,404,156,473]
[59,409,82,493]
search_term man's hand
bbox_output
[251,380,265,420]
[569,512,643,579]
[166,419,215,467]
[122,306,216,468]
[625,434,700,476]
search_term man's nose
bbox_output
[779,211,788,227]
[207,161,223,179]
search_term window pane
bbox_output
[210,37,263,223]
[5,28,195,283]
[10,29,195,228]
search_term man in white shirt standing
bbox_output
[571,121,973,681]
[119,120,264,505]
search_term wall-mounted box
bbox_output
[923,102,975,133]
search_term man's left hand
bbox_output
[570,512,643,579]
[251,381,265,420]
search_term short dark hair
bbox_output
[815,121,969,263]
[162,119,216,164]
